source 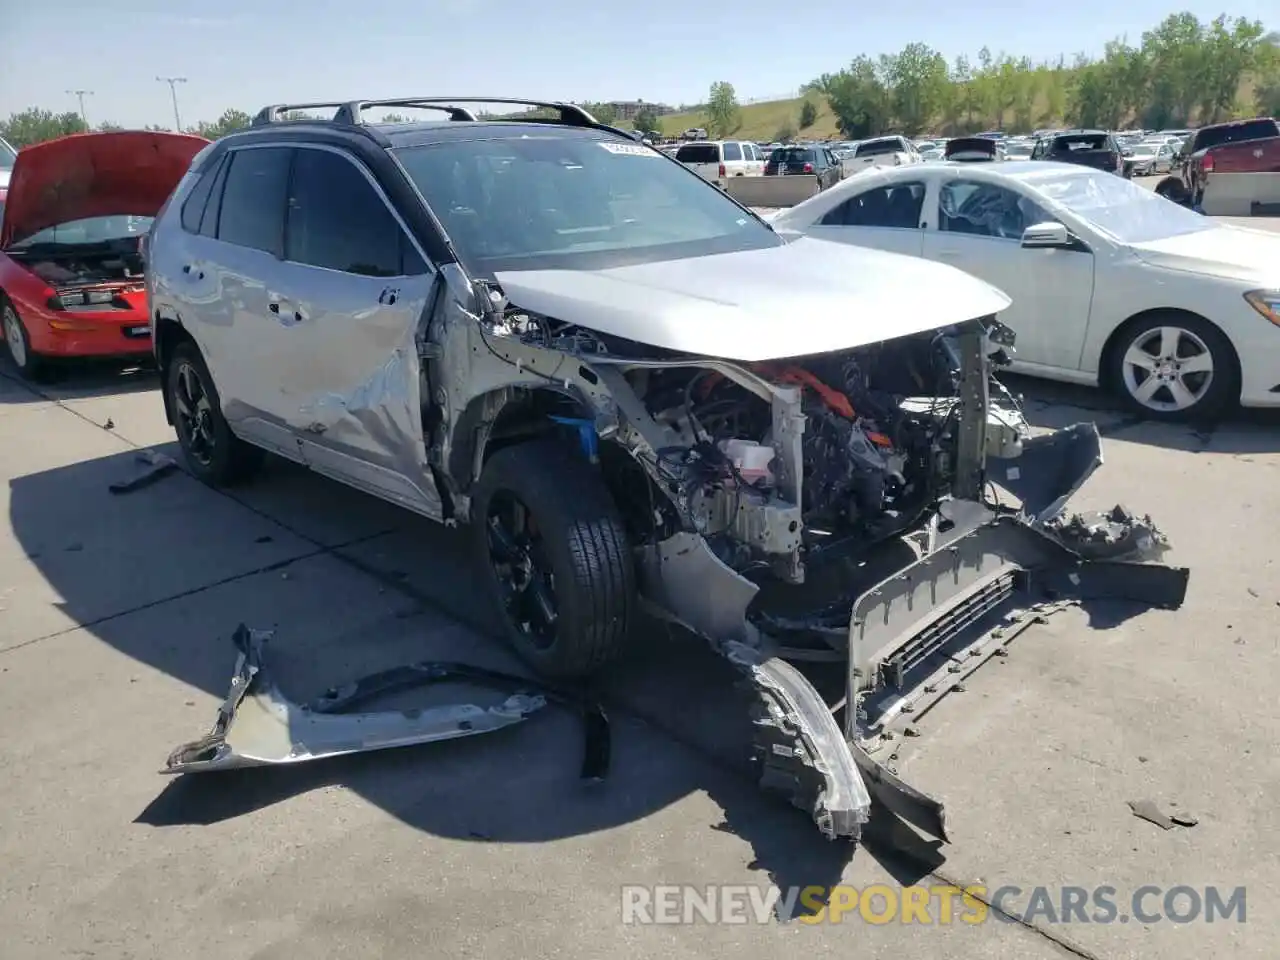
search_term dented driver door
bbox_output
[268,145,442,519]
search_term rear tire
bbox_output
[165,341,264,487]
[472,440,635,680]
[1154,177,1188,205]
[2,299,50,383]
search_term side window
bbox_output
[217,147,291,256]
[198,154,231,238]
[286,147,423,277]
[1030,140,1046,160]
[179,155,224,234]
[938,181,1053,239]
[723,142,743,162]
[820,182,924,228]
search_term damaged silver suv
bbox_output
[147,98,1189,843]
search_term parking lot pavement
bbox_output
[3,286,1280,957]
[0,367,1074,960]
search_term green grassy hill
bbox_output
[657,94,839,141]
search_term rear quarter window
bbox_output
[722,142,742,162]
[855,139,902,157]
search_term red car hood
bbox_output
[0,131,209,247]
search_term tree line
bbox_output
[2,12,1277,150]
[666,12,1279,141]
[804,12,1279,138]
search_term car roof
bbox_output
[224,118,633,151]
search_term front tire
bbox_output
[165,341,264,486]
[472,440,635,680]
[1107,313,1238,422]
[2,300,50,382]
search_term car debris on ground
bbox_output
[164,624,611,780]
[109,450,179,495]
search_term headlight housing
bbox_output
[1244,289,1280,327]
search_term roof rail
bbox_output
[377,98,599,126]
[333,100,478,125]
[252,97,601,131]
[251,102,351,127]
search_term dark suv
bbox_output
[1030,130,1123,175]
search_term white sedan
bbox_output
[770,161,1280,420]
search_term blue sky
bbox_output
[2,0,1273,128]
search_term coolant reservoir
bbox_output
[719,439,776,486]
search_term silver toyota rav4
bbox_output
[147,97,1188,842]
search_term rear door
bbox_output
[188,144,304,457]
[721,141,746,177]
[269,144,442,516]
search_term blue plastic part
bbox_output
[549,416,599,462]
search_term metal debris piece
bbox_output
[306,657,611,781]
[110,450,179,495]
[163,625,558,775]
[1045,504,1172,562]
[1127,798,1197,831]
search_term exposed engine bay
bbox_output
[640,343,965,556]
[8,237,146,304]
[489,299,1024,594]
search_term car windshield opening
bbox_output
[8,215,154,250]
[393,135,779,273]
[674,144,719,164]
[1033,172,1213,244]
[0,141,15,172]
[771,148,814,163]
[1055,135,1108,151]
[855,139,901,157]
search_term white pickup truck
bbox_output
[674,140,766,184]
[844,135,921,174]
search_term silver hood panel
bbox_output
[495,236,1011,361]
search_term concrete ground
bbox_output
[2,219,1278,960]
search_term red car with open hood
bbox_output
[0,130,208,379]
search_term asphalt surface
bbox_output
[2,216,1279,960]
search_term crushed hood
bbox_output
[1130,224,1280,285]
[1,131,209,247]
[495,236,1011,361]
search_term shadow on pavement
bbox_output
[1007,374,1280,454]
[0,358,159,406]
[9,446,889,906]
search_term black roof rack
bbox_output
[251,102,349,127]
[252,97,600,129]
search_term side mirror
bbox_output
[1021,221,1070,248]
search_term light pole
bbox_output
[156,76,188,132]
[66,89,94,127]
